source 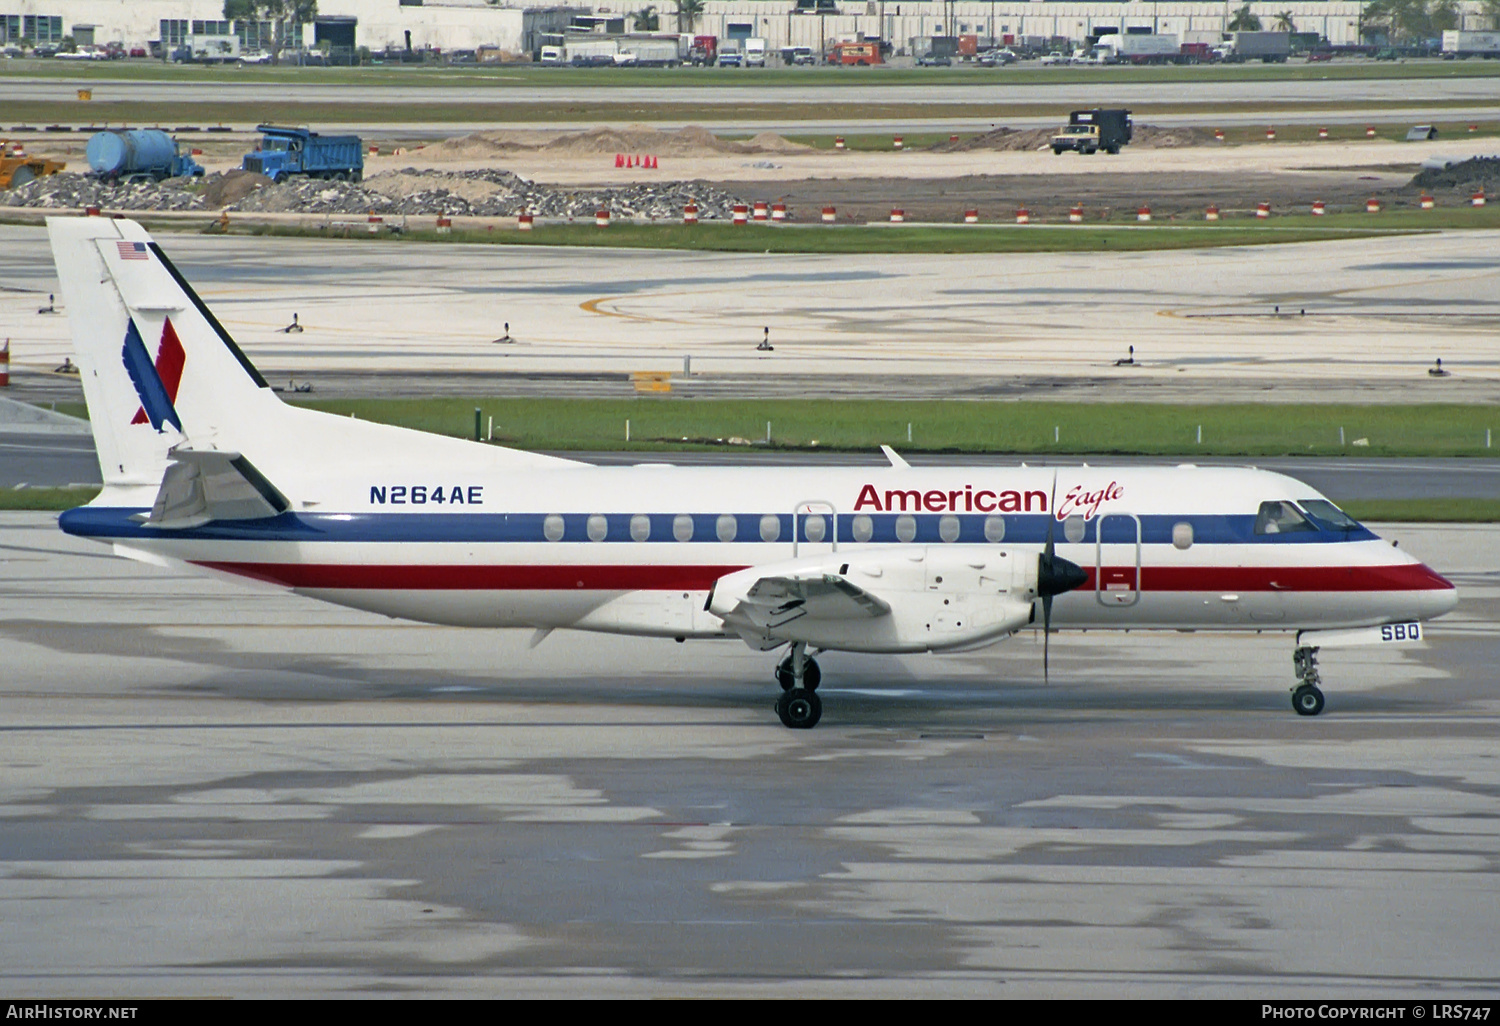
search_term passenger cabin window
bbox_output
[542,514,565,542]
[759,514,780,542]
[630,514,651,542]
[803,515,826,543]
[1172,522,1193,550]
[1300,499,1361,531]
[895,514,917,543]
[1063,515,1086,543]
[938,515,960,543]
[586,514,608,542]
[851,515,874,543]
[672,514,695,542]
[716,514,738,542]
[984,516,1005,543]
[1255,501,1317,535]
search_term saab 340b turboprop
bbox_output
[47,217,1457,728]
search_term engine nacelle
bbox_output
[708,545,1039,653]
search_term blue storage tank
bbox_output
[86,129,186,179]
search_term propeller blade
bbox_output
[1043,593,1052,683]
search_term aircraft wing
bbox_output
[728,573,891,632]
[144,449,290,528]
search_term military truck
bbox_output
[1051,108,1133,155]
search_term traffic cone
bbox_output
[615,153,624,168]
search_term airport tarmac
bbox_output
[0,512,1496,997]
[2,224,1499,406]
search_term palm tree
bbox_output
[633,5,660,31]
[1274,10,1296,32]
[1228,5,1263,31]
[676,0,705,33]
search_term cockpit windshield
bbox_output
[1299,498,1362,530]
[1254,500,1317,535]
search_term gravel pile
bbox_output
[0,171,209,210]
[1409,157,1500,195]
[1,168,748,220]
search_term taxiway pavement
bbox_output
[0,513,1495,996]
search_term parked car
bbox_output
[717,51,743,67]
[916,54,951,66]
[1039,51,1067,65]
[128,47,147,58]
[1374,47,1399,60]
[977,48,1017,65]
[239,50,272,64]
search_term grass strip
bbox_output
[237,220,1425,254]
[8,59,1500,88]
[287,399,1500,458]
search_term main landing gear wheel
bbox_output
[1290,645,1326,716]
[776,655,820,691]
[1292,684,1325,716]
[776,688,822,729]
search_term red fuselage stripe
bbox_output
[191,561,1455,593]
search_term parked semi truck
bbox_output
[1218,31,1290,62]
[1095,33,1180,64]
[1051,108,1133,155]
[242,125,364,183]
[86,129,204,182]
[1441,30,1500,58]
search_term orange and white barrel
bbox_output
[1213,129,1224,141]
[890,208,905,223]
[1473,191,1487,207]
[732,204,748,225]
[1366,198,1381,213]
[1420,194,1435,210]
[517,212,533,231]
[1311,201,1325,216]
[1265,127,1277,140]
[893,135,903,150]
[683,203,699,224]
[771,202,786,221]
[1317,126,1329,139]
[436,216,452,233]
[822,205,836,222]
[1015,207,1030,225]
[1256,202,1271,219]
[367,215,383,234]
[1204,204,1220,221]
[1137,205,1152,222]
[752,201,768,221]
[85,205,101,217]
[1069,204,1084,223]
[596,208,610,227]
[963,209,978,224]
[1366,126,1377,138]
[0,339,9,388]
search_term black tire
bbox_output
[351,170,362,183]
[776,688,822,729]
[775,656,820,691]
[1292,684,1325,716]
[1052,147,1064,155]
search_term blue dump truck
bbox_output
[86,129,205,182]
[241,125,364,183]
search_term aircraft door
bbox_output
[793,500,838,561]
[1095,512,1141,607]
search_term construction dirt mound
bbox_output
[932,123,1219,153]
[200,169,272,208]
[1410,156,1500,194]
[419,125,812,162]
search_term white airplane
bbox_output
[47,217,1458,728]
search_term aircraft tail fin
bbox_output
[47,217,272,503]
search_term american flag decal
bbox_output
[116,241,148,260]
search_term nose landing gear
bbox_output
[774,642,822,729]
[1292,645,1325,716]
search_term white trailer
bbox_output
[1097,33,1179,64]
[1441,30,1500,58]
[188,34,240,64]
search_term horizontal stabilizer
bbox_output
[145,449,290,528]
